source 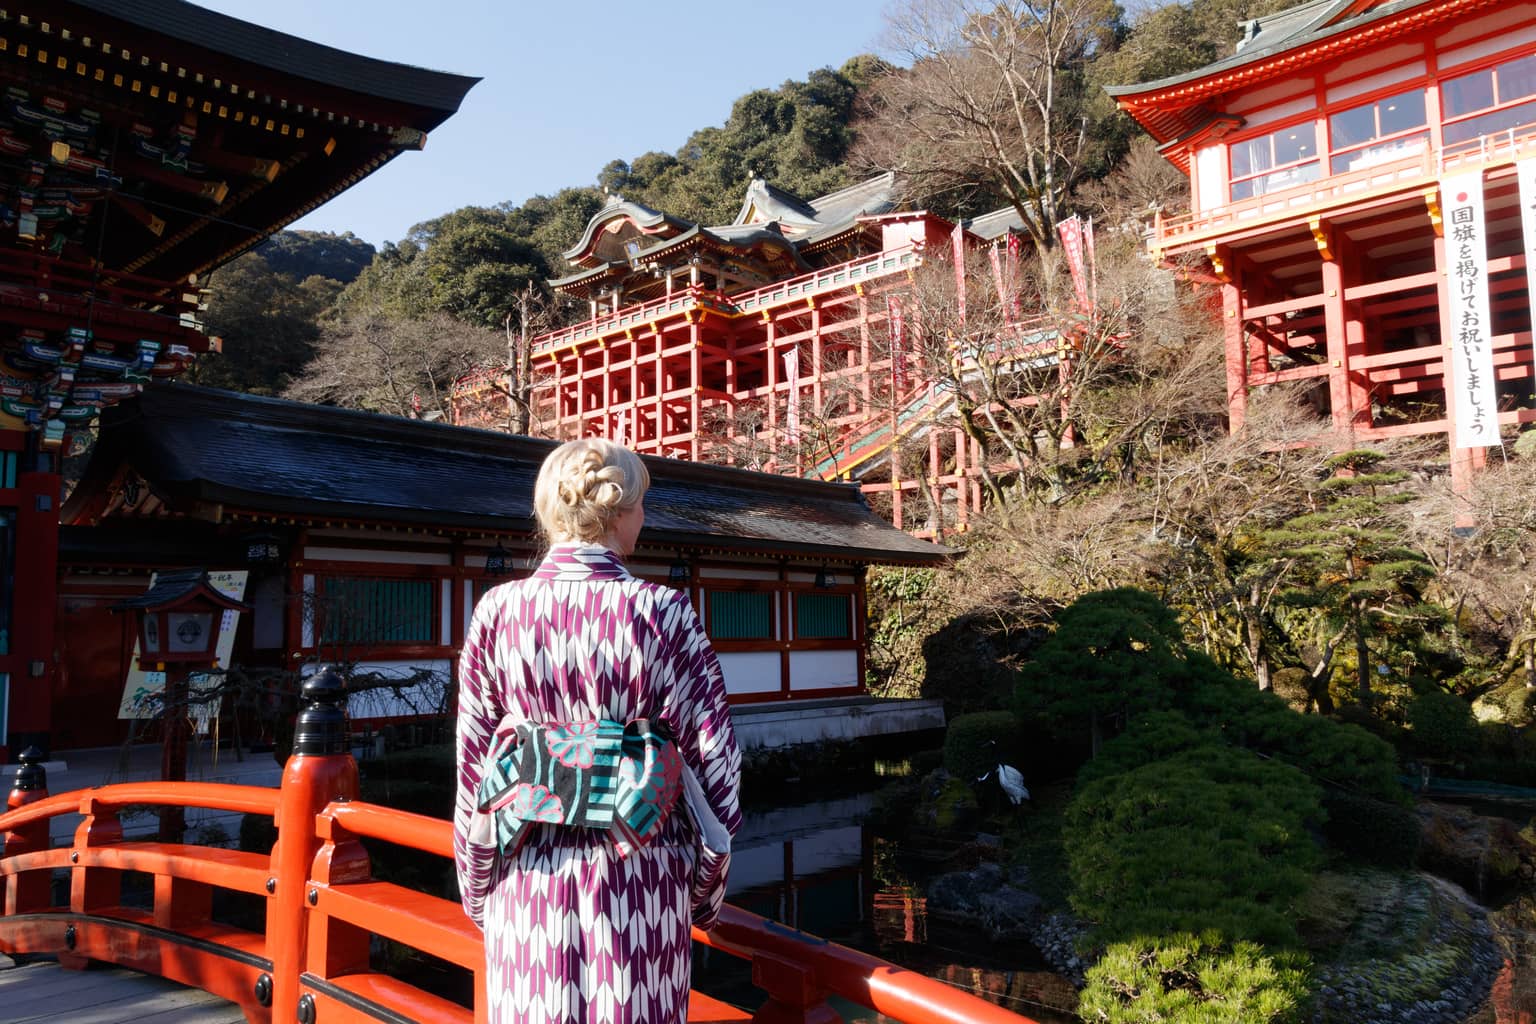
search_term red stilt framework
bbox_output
[451,185,1022,540]
[1108,0,1536,496]
[0,1,475,761]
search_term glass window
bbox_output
[1443,69,1494,118]
[1230,135,1270,178]
[707,590,774,641]
[1330,104,1376,148]
[795,593,852,640]
[1443,97,1536,145]
[1378,90,1427,136]
[1498,54,1536,105]
[320,577,434,646]
[1229,123,1319,201]
[1273,126,1315,165]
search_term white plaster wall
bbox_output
[1195,145,1225,213]
[789,650,858,691]
[718,651,781,696]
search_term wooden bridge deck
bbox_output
[0,954,752,1024]
[0,955,245,1024]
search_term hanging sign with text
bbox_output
[1440,173,1498,449]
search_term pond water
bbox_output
[689,788,1079,1023]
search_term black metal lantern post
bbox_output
[115,569,250,841]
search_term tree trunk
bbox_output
[1353,599,1372,702]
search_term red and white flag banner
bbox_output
[782,347,800,443]
[951,220,967,324]
[1518,160,1536,371]
[613,408,630,447]
[1006,231,1022,320]
[1441,172,1498,449]
[988,243,1008,323]
[1056,215,1090,312]
[887,294,907,394]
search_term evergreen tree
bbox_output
[1261,449,1440,703]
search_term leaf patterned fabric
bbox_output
[453,543,742,1024]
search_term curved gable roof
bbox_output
[562,196,694,265]
[70,385,952,565]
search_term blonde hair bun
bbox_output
[535,439,650,545]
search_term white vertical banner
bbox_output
[782,347,800,442]
[1518,160,1536,367]
[1441,173,1499,449]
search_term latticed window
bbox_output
[707,590,775,641]
[319,577,434,646]
[795,593,852,640]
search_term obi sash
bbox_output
[474,718,683,857]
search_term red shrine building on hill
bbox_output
[450,175,1041,540]
[1108,0,1536,489]
[0,0,477,758]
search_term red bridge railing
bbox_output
[0,669,1037,1024]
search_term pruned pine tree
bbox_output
[1262,449,1441,703]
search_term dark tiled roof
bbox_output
[965,207,1025,241]
[74,385,952,566]
[734,178,823,227]
[69,0,480,123]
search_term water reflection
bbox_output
[692,792,1078,1023]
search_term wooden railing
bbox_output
[1156,124,1536,251]
[0,669,1037,1024]
[532,246,922,354]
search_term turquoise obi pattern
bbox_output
[475,718,683,857]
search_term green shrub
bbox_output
[1076,711,1212,786]
[1406,690,1480,761]
[942,711,1020,784]
[1233,698,1405,803]
[1319,790,1420,868]
[1078,933,1311,1024]
[1065,745,1323,947]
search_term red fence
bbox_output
[0,670,1038,1024]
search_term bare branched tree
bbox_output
[1139,391,1342,691]
[1408,452,1536,693]
[874,227,1224,509]
[856,0,1119,249]
[285,312,502,419]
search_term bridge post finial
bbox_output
[269,665,359,1021]
[3,746,52,913]
[292,667,348,756]
[13,746,46,792]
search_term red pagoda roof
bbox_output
[1106,0,1496,144]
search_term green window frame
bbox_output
[320,577,435,646]
[796,593,852,640]
[707,590,775,641]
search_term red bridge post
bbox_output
[267,668,358,1024]
[2,747,50,915]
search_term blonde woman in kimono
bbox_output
[453,438,741,1024]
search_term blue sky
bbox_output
[196,0,892,248]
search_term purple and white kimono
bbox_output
[453,543,742,1024]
